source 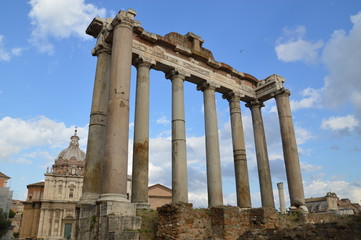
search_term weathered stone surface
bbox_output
[157,204,280,240]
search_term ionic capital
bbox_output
[92,32,111,56]
[271,88,291,98]
[245,100,265,109]
[165,69,190,81]
[134,56,156,69]
[197,80,220,92]
[109,9,140,31]
[222,90,245,102]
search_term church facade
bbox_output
[20,131,85,240]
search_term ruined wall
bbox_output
[157,203,279,240]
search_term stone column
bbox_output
[81,31,111,203]
[166,69,190,203]
[224,92,251,208]
[277,182,286,214]
[197,81,223,207]
[131,57,154,207]
[246,101,275,208]
[100,10,139,201]
[274,89,305,208]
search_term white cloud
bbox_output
[304,180,361,204]
[0,116,88,163]
[156,116,170,125]
[28,0,106,54]
[321,115,359,131]
[290,88,321,111]
[295,125,315,144]
[0,35,24,61]
[321,11,361,112]
[11,48,24,56]
[301,162,322,172]
[275,26,324,64]
[0,35,11,61]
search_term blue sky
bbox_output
[1,0,361,208]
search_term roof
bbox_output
[27,181,45,187]
[148,183,172,193]
[0,172,10,179]
[305,197,326,203]
[57,133,85,161]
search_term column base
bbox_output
[76,203,99,240]
[98,200,142,240]
[290,205,309,213]
[98,193,129,202]
[79,192,99,205]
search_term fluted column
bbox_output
[131,57,154,207]
[81,31,111,203]
[197,81,223,207]
[100,10,139,201]
[274,89,305,208]
[277,182,286,214]
[224,92,251,208]
[166,69,189,203]
[246,100,275,208]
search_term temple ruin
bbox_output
[76,9,306,239]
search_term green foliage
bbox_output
[8,209,16,219]
[0,209,11,238]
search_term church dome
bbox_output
[49,130,86,176]
[57,134,86,161]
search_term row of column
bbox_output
[81,9,305,209]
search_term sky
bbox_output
[1,0,361,209]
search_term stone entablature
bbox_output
[86,17,285,102]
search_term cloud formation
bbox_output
[0,35,24,61]
[275,26,324,64]
[290,88,322,111]
[28,0,106,54]
[321,11,361,112]
[0,116,88,162]
[321,115,359,131]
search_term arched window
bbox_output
[69,189,74,198]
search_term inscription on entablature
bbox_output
[133,40,256,97]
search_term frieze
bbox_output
[132,39,257,98]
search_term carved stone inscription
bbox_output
[133,40,256,98]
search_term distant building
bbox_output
[305,192,360,215]
[19,131,173,239]
[0,172,13,217]
[10,199,24,236]
[148,184,172,210]
[19,181,44,239]
[338,198,361,215]
[0,172,10,187]
[20,131,85,240]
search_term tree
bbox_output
[0,209,11,238]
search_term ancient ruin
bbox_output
[76,9,307,239]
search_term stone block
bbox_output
[100,201,137,216]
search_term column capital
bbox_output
[165,69,190,81]
[271,88,291,98]
[92,32,112,56]
[222,90,245,102]
[197,80,220,92]
[245,100,265,109]
[109,9,140,31]
[134,55,156,69]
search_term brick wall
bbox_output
[157,203,280,240]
